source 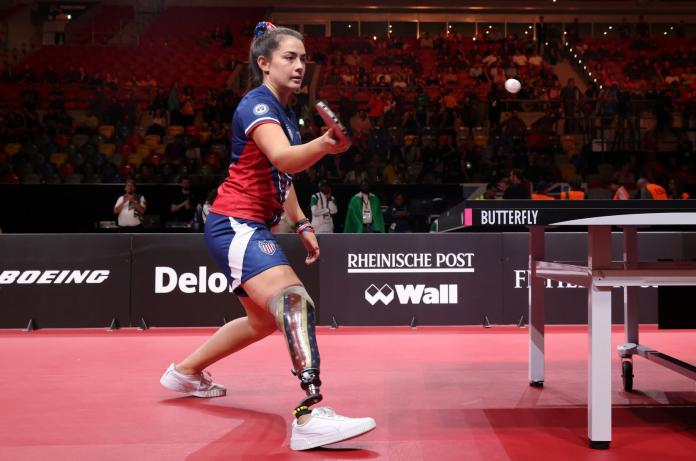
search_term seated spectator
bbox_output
[637,178,668,199]
[146,108,167,137]
[392,72,408,89]
[382,153,406,185]
[474,182,500,200]
[512,52,528,67]
[344,50,359,67]
[345,161,369,185]
[469,63,487,82]
[375,70,392,85]
[350,110,372,139]
[340,66,355,86]
[442,67,458,85]
[503,169,531,199]
[368,93,385,125]
[482,53,498,67]
[528,52,543,67]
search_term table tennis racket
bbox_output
[315,100,349,144]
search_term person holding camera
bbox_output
[113,178,146,230]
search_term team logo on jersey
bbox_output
[253,103,269,116]
[258,240,277,255]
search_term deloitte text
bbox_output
[365,283,458,306]
[155,266,231,294]
[0,269,110,284]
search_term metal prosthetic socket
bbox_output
[268,286,322,417]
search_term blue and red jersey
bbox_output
[211,85,301,226]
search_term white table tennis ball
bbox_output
[504,78,521,94]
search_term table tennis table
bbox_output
[437,200,696,449]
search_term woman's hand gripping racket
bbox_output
[315,101,351,153]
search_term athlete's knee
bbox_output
[267,285,316,330]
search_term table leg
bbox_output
[588,225,612,449]
[529,226,545,387]
[618,227,639,392]
[623,227,639,345]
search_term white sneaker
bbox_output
[290,407,376,451]
[159,363,226,398]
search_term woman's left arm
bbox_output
[285,184,320,265]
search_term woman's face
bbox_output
[260,36,306,93]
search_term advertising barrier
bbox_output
[130,234,318,327]
[0,234,131,328]
[1,233,693,328]
[319,233,503,325]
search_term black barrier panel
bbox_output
[501,233,686,325]
[318,233,503,326]
[0,234,131,328]
[2,233,693,328]
[130,234,319,327]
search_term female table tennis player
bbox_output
[159,21,375,451]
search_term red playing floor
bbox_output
[0,325,694,460]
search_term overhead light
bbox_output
[373,35,377,40]
[608,26,613,30]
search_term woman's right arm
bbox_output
[252,123,350,174]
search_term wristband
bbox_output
[296,222,315,234]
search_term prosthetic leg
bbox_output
[268,285,322,418]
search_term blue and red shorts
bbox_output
[205,211,289,296]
